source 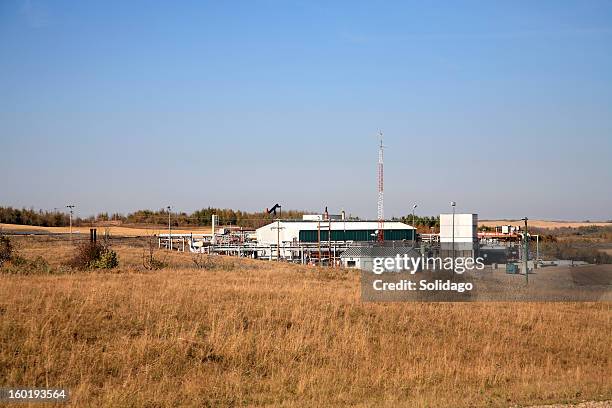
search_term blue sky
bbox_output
[1,0,611,220]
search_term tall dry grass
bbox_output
[0,237,610,407]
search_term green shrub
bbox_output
[1,255,60,275]
[90,249,119,269]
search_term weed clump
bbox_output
[69,241,119,270]
[192,252,235,271]
[142,235,167,270]
[0,234,64,274]
[1,255,65,275]
[0,235,12,267]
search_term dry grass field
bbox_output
[0,236,610,407]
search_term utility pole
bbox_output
[522,217,529,284]
[329,218,333,268]
[536,234,539,266]
[211,214,217,241]
[318,221,321,264]
[66,205,75,241]
[167,205,172,250]
[450,201,456,267]
[342,209,346,244]
[271,220,285,261]
[412,204,418,246]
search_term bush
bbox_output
[142,235,167,270]
[69,242,100,269]
[69,241,119,270]
[143,256,167,270]
[90,249,119,269]
[0,235,12,267]
[1,255,61,275]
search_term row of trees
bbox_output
[122,207,308,228]
[0,206,307,229]
[1,206,443,230]
[396,215,440,231]
[0,207,73,227]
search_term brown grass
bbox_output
[0,237,610,407]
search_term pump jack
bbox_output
[266,203,282,217]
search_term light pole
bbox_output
[522,217,529,284]
[66,205,75,241]
[167,206,172,250]
[412,204,418,245]
[343,210,346,244]
[271,220,285,261]
[536,234,539,265]
[450,201,456,267]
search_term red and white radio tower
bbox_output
[377,131,385,242]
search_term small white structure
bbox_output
[341,246,420,272]
[499,225,519,234]
[302,214,344,221]
[439,213,478,257]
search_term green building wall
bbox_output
[298,229,414,242]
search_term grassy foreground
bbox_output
[0,238,610,407]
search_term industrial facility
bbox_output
[156,133,538,273]
[255,214,416,262]
[156,209,542,272]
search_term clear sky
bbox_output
[1,1,611,220]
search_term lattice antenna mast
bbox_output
[377,131,385,242]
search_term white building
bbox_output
[255,218,415,260]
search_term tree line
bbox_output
[0,207,72,227]
[1,206,442,230]
[0,206,306,229]
[396,215,440,231]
